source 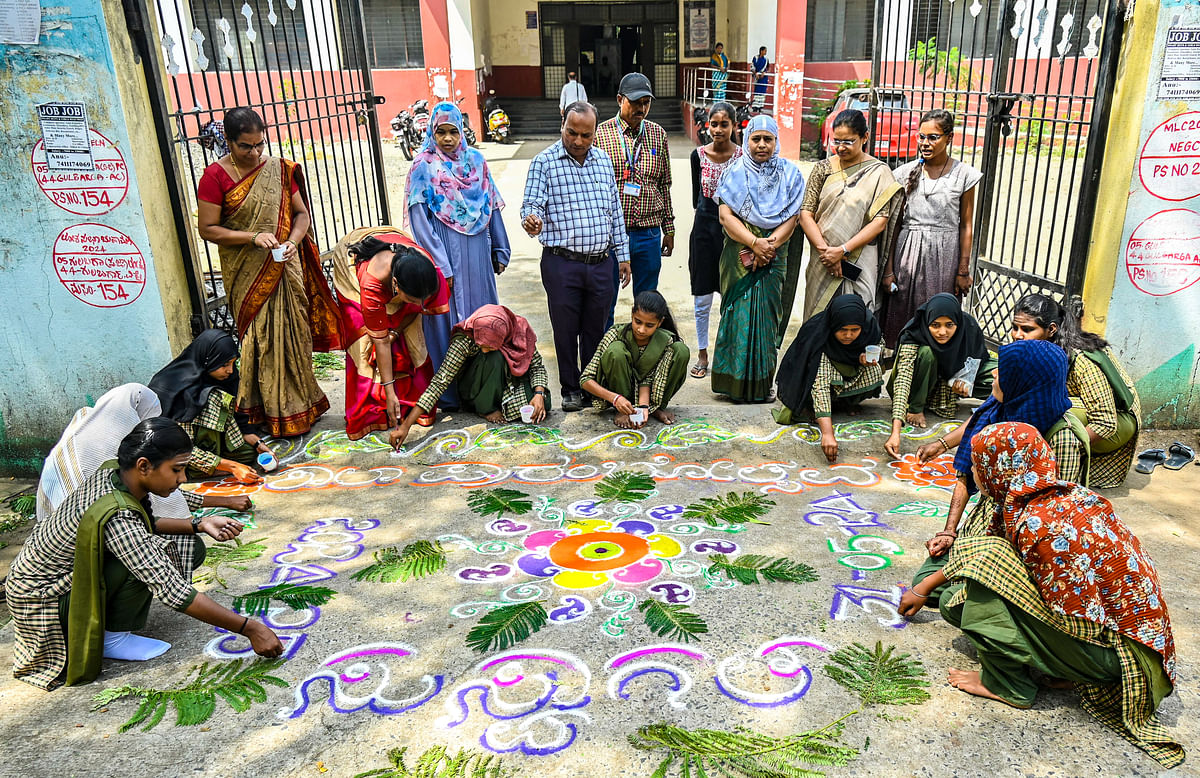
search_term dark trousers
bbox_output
[541,249,616,394]
[607,226,662,328]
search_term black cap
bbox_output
[618,73,654,100]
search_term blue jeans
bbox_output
[607,226,662,328]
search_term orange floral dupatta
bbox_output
[218,156,341,351]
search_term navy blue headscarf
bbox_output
[954,339,1071,493]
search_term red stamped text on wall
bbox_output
[32,129,129,215]
[1125,208,1200,296]
[53,223,146,308]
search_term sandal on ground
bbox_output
[1164,442,1195,470]
[1134,448,1167,474]
[690,362,708,379]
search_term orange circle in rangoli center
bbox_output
[548,531,651,572]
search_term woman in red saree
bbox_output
[196,107,341,437]
[329,227,450,440]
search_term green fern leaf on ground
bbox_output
[230,582,336,616]
[706,554,819,585]
[9,494,36,518]
[351,540,447,583]
[465,601,548,653]
[91,659,288,732]
[629,715,859,777]
[823,641,930,706]
[682,492,775,527]
[466,488,534,518]
[594,470,656,504]
[638,599,708,643]
[194,536,268,588]
[353,745,518,777]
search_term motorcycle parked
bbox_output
[455,97,478,147]
[389,109,413,157]
[484,90,512,144]
[693,103,711,145]
[391,98,430,161]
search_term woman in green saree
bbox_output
[710,115,806,403]
[799,109,903,318]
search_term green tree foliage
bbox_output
[682,492,775,527]
[593,470,657,504]
[230,582,336,617]
[465,601,549,653]
[351,540,447,583]
[629,716,859,777]
[91,659,288,732]
[706,554,818,585]
[637,599,708,644]
[466,488,534,519]
[823,641,931,706]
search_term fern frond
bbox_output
[706,554,818,585]
[594,470,656,504]
[91,659,288,732]
[682,492,775,527]
[193,536,268,589]
[230,582,336,616]
[352,745,518,778]
[638,599,708,644]
[466,488,534,519]
[465,601,548,653]
[823,641,930,706]
[351,540,447,583]
[629,715,859,777]
[9,494,36,518]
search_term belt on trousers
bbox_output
[547,246,609,264]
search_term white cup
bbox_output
[630,407,647,424]
[257,451,277,471]
[270,246,287,262]
[519,404,536,423]
[864,345,882,364]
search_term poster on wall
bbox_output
[37,102,95,172]
[1159,27,1200,100]
[0,0,40,44]
[684,0,715,59]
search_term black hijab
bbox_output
[897,293,989,380]
[149,329,240,422]
[776,294,881,412]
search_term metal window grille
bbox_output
[805,0,875,61]
[359,0,424,68]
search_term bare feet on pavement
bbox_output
[651,408,675,424]
[947,668,1029,708]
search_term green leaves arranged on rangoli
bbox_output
[91,659,289,732]
[706,553,819,585]
[194,535,269,589]
[230,582,336,617]
[682,492,775,527]
[465,601,549,653]
[352,745,518,778]
[593,470,657,504]
[351,540,448,583]
[629,715,859,778]
[466,488,534,518]
[637,599,708,644]
[823,641,931,706]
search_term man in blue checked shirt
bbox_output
[521,101,631,412]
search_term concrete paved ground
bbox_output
[0,136,1195,778]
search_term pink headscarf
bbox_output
[453,305,537,377]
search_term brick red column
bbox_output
[774,0,808,159]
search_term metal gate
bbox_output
[868,0,1123,342]
[126,0,391,332]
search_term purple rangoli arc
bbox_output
[608,646,709,668]
[325,646,413,665]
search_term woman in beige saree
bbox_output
[196,107,341,437]
[800,109,903,319]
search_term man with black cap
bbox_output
[594,72,674,325]
[559,71,588,117]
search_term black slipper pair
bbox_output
[1135,442,1195,474]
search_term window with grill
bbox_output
[804,0,874,61]
[360,0,424,68]
[191,0,312,70]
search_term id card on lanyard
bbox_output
[620,125,643,198]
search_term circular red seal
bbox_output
[1138,111,1200,202]
[32,129,129,216]
[53,223,146,308]
[1124,208,1200,297]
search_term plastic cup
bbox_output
[257,451,277,471]
[864,345,882,364]
[630,407,647,424]
[270,246,287,262]
[519,404,536,423]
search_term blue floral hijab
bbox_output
[404,102,504,235]
[954,339,1071,493]
[715,115,805,229]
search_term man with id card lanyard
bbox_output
[594,73,674,326]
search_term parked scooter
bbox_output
[484,90,512,144]
[693,104,711,145]
[455,97,478,147]
[391,98,430,161]
[735,100,770,133]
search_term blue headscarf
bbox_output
[953,339,1071,494]
[404,102,504,235]
[715,115,806,230]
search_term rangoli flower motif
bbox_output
[887,453,958,490]
[517,518,683,590]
